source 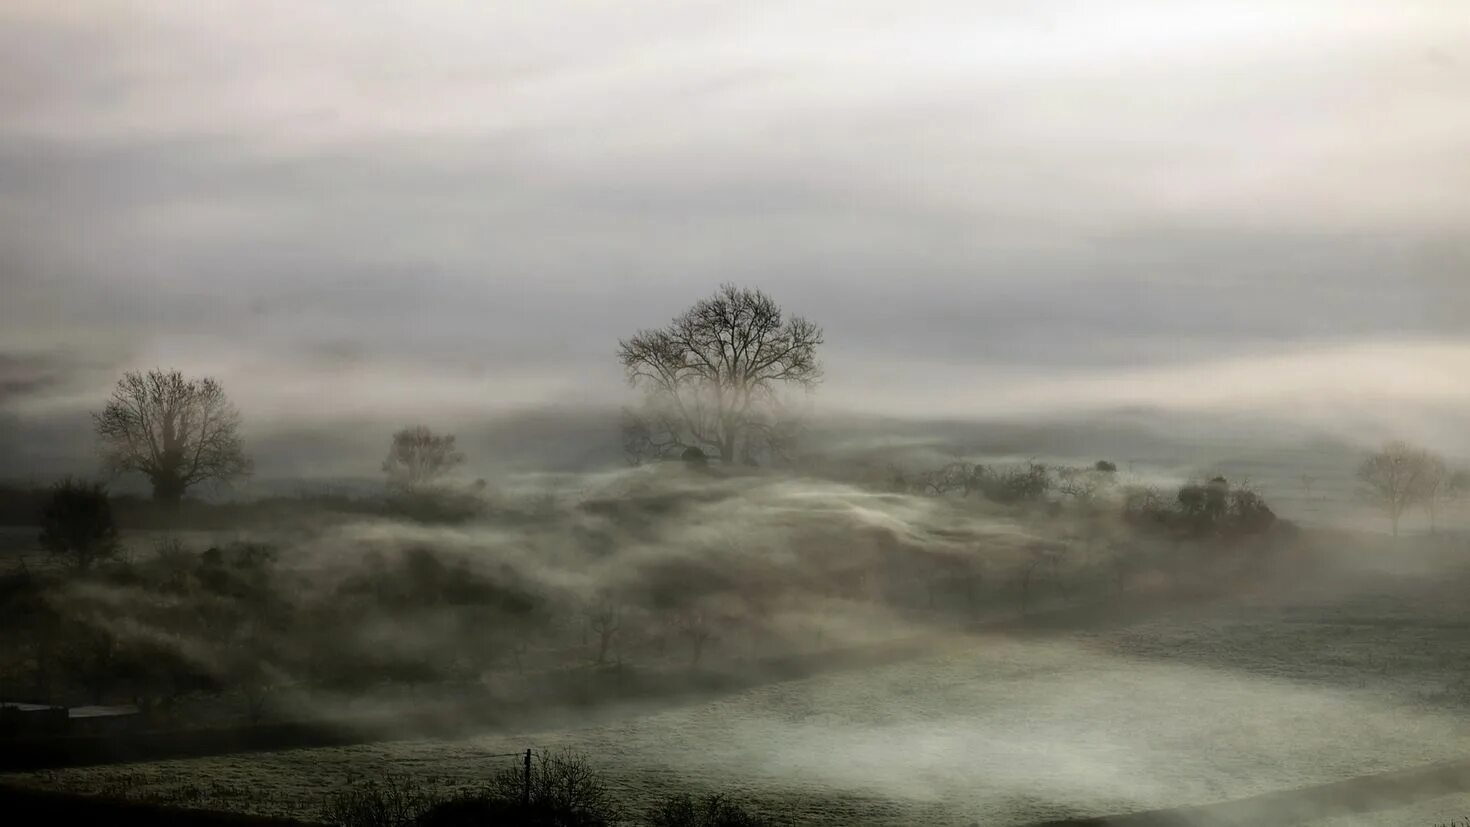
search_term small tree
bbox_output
[1056,461,1118,505]
[94,369,251,504]
[1357,441,1436,537]
[382,426,465,493]
[1417,454,1465,535]
[585,596,621,665]
[37,478,119,572]
[618,284,822,464]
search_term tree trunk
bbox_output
[719,434,736,464]
[151,472,186,506]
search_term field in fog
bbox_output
[12,539,1470,826]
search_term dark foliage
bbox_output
[38,478,120,571]
[648,793,772,827]
[94,369,251,504]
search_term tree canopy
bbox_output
[618,284,823,465]
[94,369,251,503]
[383,425,466,493]
[1357,441,1439,536]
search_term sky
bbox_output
[1,1,1468,468]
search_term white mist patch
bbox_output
[498,639,1468,823]
[20,629,1468,826]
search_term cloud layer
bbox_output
[1,1,1467,459]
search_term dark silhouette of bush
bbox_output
[37,477,120,571]
[1123,476,1277,542]
[979,462,1052,504]
[322,751,623,827]
[415,794,611,827]
[648,793,772,827]
[482,749,622,827]
[322,776,439,827]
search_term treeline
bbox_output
[892,458,1283,541]
[1,457,1299,728]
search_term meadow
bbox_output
[9,535,1470,826]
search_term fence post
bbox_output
[523,748,532,808]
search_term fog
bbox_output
[3,1,1469,451]
[2,2,1470,826]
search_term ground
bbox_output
[8,539,1470,825]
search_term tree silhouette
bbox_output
[38,478,119,571]
[94,370,251,504]
[1357,441,1436,537]
[383,426,465,493]
[618,284,822,464]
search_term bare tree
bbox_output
[584,597,621,665]
[912,461,984,497]
[675,607,713,668]
[94,369,251,504]
[1357,441,1436,537]
[1055,461,1119,505]
[1420,457,1469,535]
[382,426,465,493]
[618,284,823,464]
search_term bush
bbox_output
[483,748,622,827]
[37,477,120,571]
[648,793,772,827]
[322,751,623,827]
[979,462,1051,505]
[322,776,441,827]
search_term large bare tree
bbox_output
[94,370,251,504]
[383,425,465,493]
[1357,441,1436,537]
[617,284,823,465]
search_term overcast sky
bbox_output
[2,1,1467,446]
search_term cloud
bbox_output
[0,1,1465,460]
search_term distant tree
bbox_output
[981,462,1052,505]
[584,596,621,665]
[1416,454,1466,535]
[1440,470,1470,531]
[675,606,713,668]
[94,369,251,504]
[618,284,823,465]
[912,461,984,497]
[1357,441,1437,536]
[37,478,119,572]
[1056,462,1118,505]
[382,426,465,493]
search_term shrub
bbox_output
[979,462,1052,505]
[322,776,441,827]
[648,793,773,827]
[37,477,120,571]
[483,748,623,827]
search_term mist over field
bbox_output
[2,2,1469,826]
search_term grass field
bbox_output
[8,538,1470,826]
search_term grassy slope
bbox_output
[9,541,1470,826]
